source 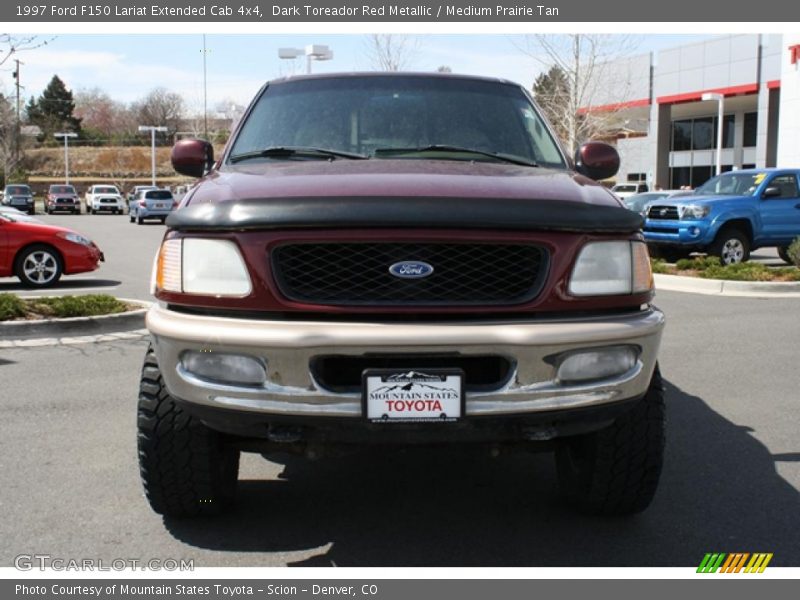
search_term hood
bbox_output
[170,160,643,234]
[186,159,622,208]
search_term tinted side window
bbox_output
[766,175,799,199]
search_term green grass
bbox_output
[654,256,800,282]
[0,294,130,321]
[0,293,27,320]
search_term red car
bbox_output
[0,211,104,287]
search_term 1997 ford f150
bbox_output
[138,73,666,518]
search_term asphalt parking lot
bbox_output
[1,213,799,567]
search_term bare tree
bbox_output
[0,92,16,180]
[436,65,453,73]
[131,87,185,143]
[519,35,642,155]
[0,34,55,67]
[74,87,135,142]
[364,34,420,71]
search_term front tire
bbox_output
[555,365,665,516]
[711,228,750,265]
[15,244,63,287]
[137,346,240,517]
[777,246,792,265]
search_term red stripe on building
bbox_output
[657,83,759,105]
[790,44,800,65]
[577,98,651,114]
[766,80,781,90]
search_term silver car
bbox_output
[128,189,176,224]
[2,184,35,215]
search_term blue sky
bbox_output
[1,34,713,114]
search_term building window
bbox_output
[671,167,691,189]
[721,115,735,149]
[627,173,646,182]
[672,120,692,151]
[691,166,712,188]
[743,112,758,147]
[692,117,714,150]
[672,115,737,152]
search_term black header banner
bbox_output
[2,0,797,22]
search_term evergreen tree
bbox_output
[26,75,82,142]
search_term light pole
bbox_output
[53,132,77,184]
[138,125,168,186]
[702,92,725,176]
[278,44,333,74]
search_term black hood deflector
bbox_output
[166,196,643,233]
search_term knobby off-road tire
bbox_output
[137,346,240,517]
[555,365,665,516]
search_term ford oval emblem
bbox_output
[389,261,434,279]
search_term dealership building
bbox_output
[592,34,800,189]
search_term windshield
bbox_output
[144,190,173,200]
[229,76,566,169]
[613,185,637,192]
[5,185,31,195]
[694,173,764,196]
[50,185,76,194]
[95,186,119,194]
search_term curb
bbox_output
[0,298,152,341]
[655,274,800,298]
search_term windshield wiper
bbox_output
[229,146,368,163]
[373,144,538,167]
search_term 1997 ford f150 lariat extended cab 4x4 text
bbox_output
[138,73,665,518]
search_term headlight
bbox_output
[568,240,653,296]
[679,204,710,219]
[58,232,92,246]
[155,238,252,297]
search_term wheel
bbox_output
[777,246,792,265]
[160,217,166,224]
[137,346,239,517]
[28,207,35,216]
[137,215,144,225]
[129,212,135,223]
[555,365,665,516]
[15,244,63,287]
[710,228,750,265]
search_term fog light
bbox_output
[556,346,638,384]
[689,226,700,237]
[181,351,266,386]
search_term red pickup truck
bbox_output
[138,73,665,518]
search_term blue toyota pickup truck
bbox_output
[643,168,800,264]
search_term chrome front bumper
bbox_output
[147,305,665,419]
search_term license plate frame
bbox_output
[362,368,465,423]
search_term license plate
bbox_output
[363,369,464,423]
[154,203,165,209]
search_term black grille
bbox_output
[647,205,679,220]
[271,243,547,306]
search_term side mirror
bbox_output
[574,142,620,181]
[762,186,781,198]
[171,139,214,178]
